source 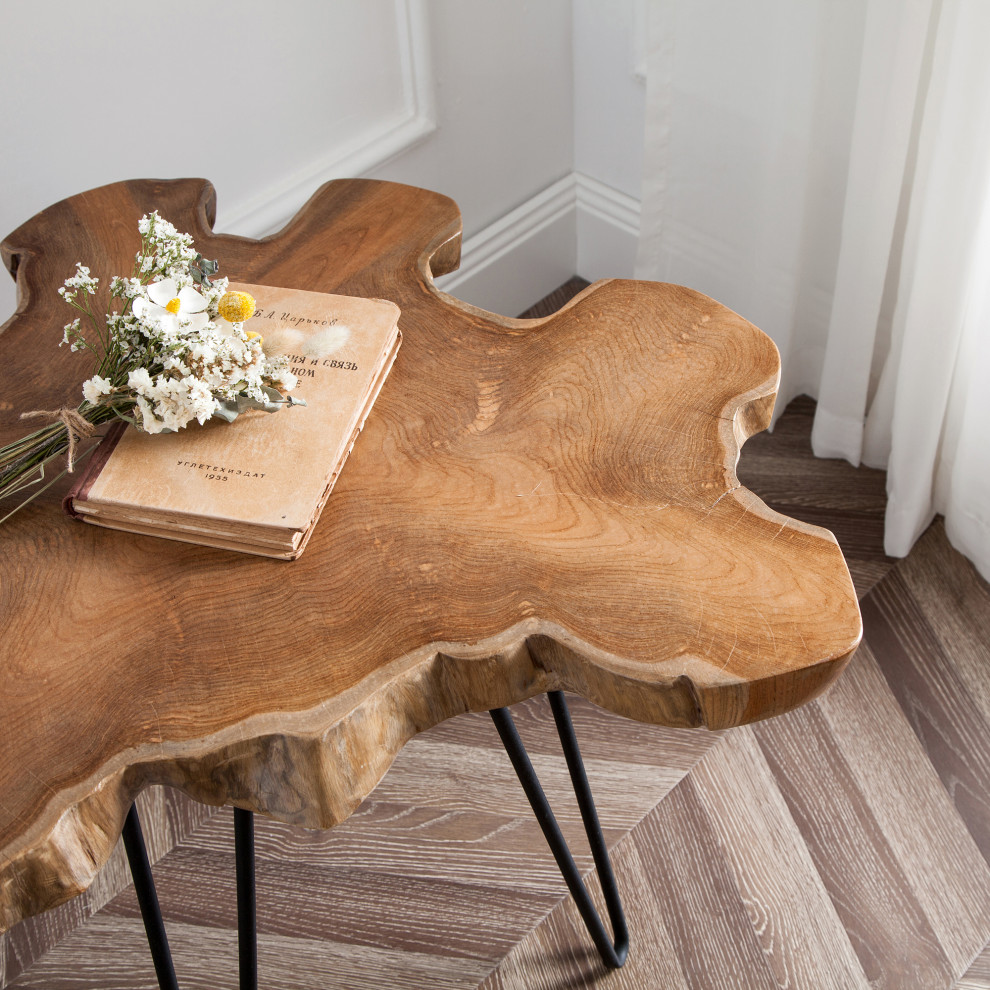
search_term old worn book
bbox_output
[65,284,401,559]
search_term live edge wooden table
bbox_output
[0,178,861,988]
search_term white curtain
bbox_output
[636,0,990,582]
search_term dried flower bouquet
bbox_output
[0,212,301,523]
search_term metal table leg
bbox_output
[123,804,258,989]
[234,808,258,990]
[489,691,630,969]
[123,690,628,986]
[121,805,180,990]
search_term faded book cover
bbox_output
[66,284,401,559]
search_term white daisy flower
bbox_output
[132,278,209,335]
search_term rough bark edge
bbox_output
[0,614,857,933]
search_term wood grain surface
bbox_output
[0,179,860,932]
[2,378,988,988]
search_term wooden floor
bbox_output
[4,278,990,989]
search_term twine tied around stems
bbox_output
[20,408,96,472]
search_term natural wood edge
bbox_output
[0,178,219,346]
[0,238,24,284]
[714,352,863,674]
[417,273,836,560]
[716,365,864,576]
[716,366,853,543]
[420,271,851,568]
[424,269,609,330]
[0,610,856,933]
[424,228,463,280]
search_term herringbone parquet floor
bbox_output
[3,279,989,989]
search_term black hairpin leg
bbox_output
[234,808,258,990]
[489,691,629,969]
[121,805,180,990]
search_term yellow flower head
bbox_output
[217,291,257,324]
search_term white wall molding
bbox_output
[574,173,641,237]
[436,172,642,316]
[218,0,436,237]
[574,173,641,285]
[435,175,576,315]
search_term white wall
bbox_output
[372,2,574,238]
[573,0,646,201]
[572,0,645,283]
[0,1,647,323]
[0,2,400,317]
[374,0,578,315]
[425,0,647,312]
[0,0,575,322]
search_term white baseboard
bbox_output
[225,156,642,319]
[436,172,642,317]
[435,175,577,317]
[574,173,641,285]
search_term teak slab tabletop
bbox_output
[0,178,861,932]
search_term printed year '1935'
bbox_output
[177,460,266,480]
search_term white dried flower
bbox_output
[61,318,81,346]
[82,375,114,404]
